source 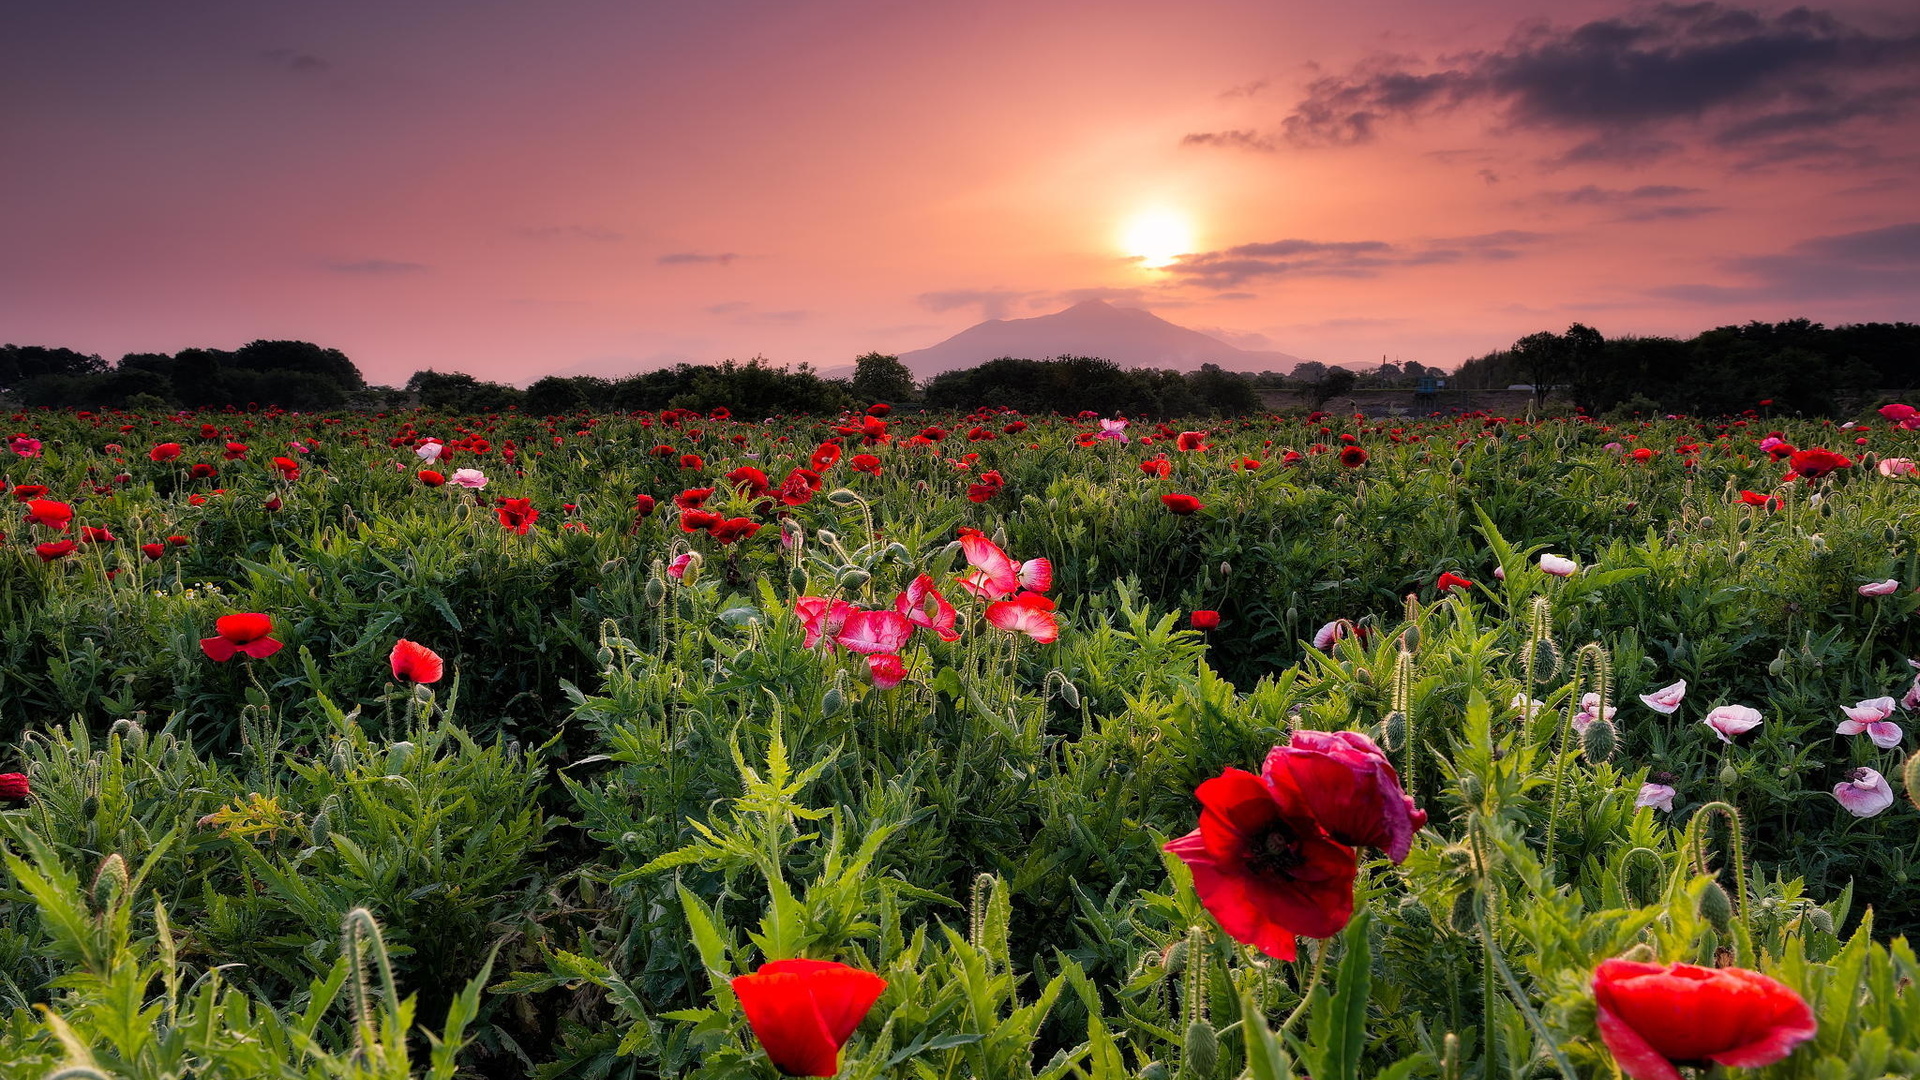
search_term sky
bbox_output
[3,0,1917,386]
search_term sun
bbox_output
[1121,210,1192,270]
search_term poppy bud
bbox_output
[1056,679,1081,710]
[821,686,845,718]
[1448,889,1481,935]
[310,810,332,847]
[1767,650,1789,677]
[1809,533,1826,553]
[1219,561,1232,577]
[1580,718,1617,762]
[816,529,840,547]
[1138,1064,1171,1080]
[1183,1020,1219,1079]
[1807,907,1835,935]
[1618,941,1656,963]
[93,853,129,911]
[1697,516,1714,530]
[1457,773,1483,806]
[1718,762,1739,787]
[1381,711,1406,751]
[788,565,809,592]
[1397,895,1433,929]
[827,488,860,505]
[837,567,870,590]
[644,577,665,605]
[883,541,910,562]
[1699,880,1734,933]
[1903,751,1920,811]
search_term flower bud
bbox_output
[1697,516,1714,530]
[93,853,129,911]
[1767,650,1789,677]
[821,686,845,718]
[1622,847,1663,907]
[1903,751,1920,811]
[1381,710,1406,751]
[644,577,665,605]
[1138,1064,1171,1080]
[1183,1020,1219,1079]
[815,529,839,547]
[1807,907,1835,935]
[788,565,809,592]
[827,488,860,505]
[837,567,870,590]
[1056,679,1081,710]
[1619,941,1656,963]
[1699,880,1734,933]
[1448,889,1481,936]
[1718,762,1739,787]
[309,810,332,847]
[1219,561,1232,577]
[1580,717,1617,762]
[1809,533,1827,553]
[1397,895,1433,930]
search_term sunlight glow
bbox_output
[1121,210,1192,270]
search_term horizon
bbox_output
[4,0,1917,385]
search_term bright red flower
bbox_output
[726,465,770,497]
[984,592,1059,643]
[1175,431,1210,451]
[1786,447,1851,479]
[1629,447,1656,462]
[272,456,300,480]
[1338,445,1369,468]
[1163,765,1358,960]
[389,639,445,684]
[680,508,723,533]
[1161,493,1203,515]
[1592,959,1816,1080]
[11,484,49,501]
[956,528,1020,599]
[190,463,218,479]
[418,469,446,487]
[895,574,960,641]
[633,493,657,517]
[795,597,858,649]
[141,542,166,560]
[708,516,762,545]
[674,487,716,511]
[808,442,842,471]
[732,959,887,1077]
[1436,572,1473,593]
[200,613,283,661]
[0,773,27,800]
[867,653,907,689]
[1139,457,1172,478]
[679,453,704,470]
[1263,730,1426,863]
[777,468,823,506]
[1191,609,1221,630]
[23,499,74,531]
[223,441,250,459]
[80,525,115,543]
[849,454,882,476]
[149,442,183,462]
[35,539,78,561]
[835,609,914,654]
[496,498,540,534]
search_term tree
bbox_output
[850,352,917,403]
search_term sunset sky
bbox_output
[4,0,1917,386]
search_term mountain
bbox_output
[896,300,1312,380]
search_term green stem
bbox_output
[1277,936,1331,1035]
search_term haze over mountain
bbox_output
[897,300,1313,380]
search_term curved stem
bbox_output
[1277,936,1331,1035]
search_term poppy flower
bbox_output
[449,469,488,489]
[149,442,183,462]
[141,542,166,560]
[1878,457,1918,477]
[35,539,78,561]
[777,468,823,506]
[1435,572,1473,593]
[1638,680,1686,715]
[418,469,446,487]
[679,453,705,470]
[1833,767,1896,817]
[849,454,881,476]
[23,499,74,531]
[1337,445,1369,468]
[1191,609,1221,630]
[1702,704,1762,743]
[1161,493,1202,515]
[835,610,915,654]
[708,517,762,545]
[731,958,887,1077]
[1879,403,1920,430]
[1017,558,1051,593]
[200,613,283,661]
[390,639,445,684]
[1592,959,1815,1080]
[0,773,27,800]
[808,443,842,471]
[1539,553,1579,576]
[223,441,249,459]
[1139,457,1172,478]
[1162,764,1359,960]
[416,441,446,462]
[1836,697,1902,749]
[674,487,716,511]
[666,552,697,580]
[272,456,300,480]
[1737,490,1778,510]
[795,597,857,649]
[1263,730,1426,863]
[1858,578,1900,596]
[496,498,540,534]
[1635,783,1676,812]
[11,484,49,501]
[680,509,723,533]
[8,435,41,457]
[726,465,770,497]
[632,493,657,518]
[984,592,1059,643]
[80,525,115,543]
[1175,431,1210,451]
[955,528,1021,599]
[866,653,907,689]
[1311,621,1368,650]
[895,575,961,641]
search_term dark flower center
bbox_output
[1247,820,1305,877]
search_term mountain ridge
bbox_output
[896,299,1312,380]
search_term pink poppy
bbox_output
[795,597,858,649]
[866,653,907,689]
[8,435,42,457]
[1878,403,1920,430]
[416,441,446,462]
[1832,767,1896,818]
[984,592,1059,643]
[1702,704,1763,743]
[1573,692,1616,733]
[1635,783,1677,812]
[1878,458,1919,477]
[449,468,488,489]
[1018,558,1052,593]
[835,610,915,654]
[955,528,1020,599]
[1539,553,1579,576]
[1639,680,1687,715]
[1858,579,1900,596]
[666,552,697,580]
[894,575,960,641]
[1837,697,1903,749]
[1264,730,1426,863]
[1312,620,1368,650]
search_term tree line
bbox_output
[1454,319,1920,416]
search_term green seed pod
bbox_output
[1619,941,1656,963]
[1439,843,1477,880]
[1057,679,1081,710]
[330,742,353,775]
[385,741,415,775]
[1807,907,1835,935]
[1699,880,1735,934]
[1397,895,1433,930]
[1183,1020,1219,1079]
[1697,516,1714,530]
[1580,717,1617,762]
[1456,773,1484,806]
[1163,939,1188,974]
[815,528,840,547]
[1903,752,1920,811]
[821,686,845,718]
[1718,762,1739,787]
[93,853,129,911]
[837,567,870,590]
[1768,649,1790,677]
[827,488,860,505]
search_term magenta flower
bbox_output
[1832,768,1896,818]
[1837,697,1903,749]
[1573,692,1617,733]
[1702,704,1763,744]
[866,653,907,689]
[1639,680,1687,715]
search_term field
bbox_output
[1,403,1917,1079]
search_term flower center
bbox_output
[1247,820,1305,876]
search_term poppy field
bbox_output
[2,401,1919,1079]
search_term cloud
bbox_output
[917,289,1034,320]
[1532,183,1720,221]
[326,259,427,274]
[1649,221,1920,302]
[1275,4,1920,166]
[521,225,626,242]
[1181,129,1278,151]
[1221,80,1270,98]
[1168,232,1548,288]
[659,252,738,266]
[264,48,329,73]
[705,301,808,324]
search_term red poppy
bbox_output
[1139,457,1172,478]
[1436,572,1473,593]
[1263,730,1426,863]
[633,493,657,518]
[0,772,26,799]
[141,542,166,560]
[895,574,960,641]
[418,469,446,487]
[1191,609,1221,630]
[190,463,218,479]
[726,466,770,497]
[777,468,823,506]
[167,534,190,546]
[1338,445,1369,468]
[808,442,842,471]
[149,442,183,462]
[35,539,78,561]
[223,442,250,459]
[1161,493,1203,515]
[732,959,887,1077]
[674,487,716,511]
[1175,431,1210,452]
[11,484,49,501]
[200,613,284,661]
[708,516,762,545]
[1786,447,1851,479]
[867,653,907,688]
[1163,765,1358,960]
[1629,447,1656,462]
[496,498,539,534]
[80,525,115,543]
[1592,959,1816,1080]
[271,456,300,480]
[389,639,445,684]
[984,592,1059,643]
[849,454,882,476]
[680,508,723,533]
[679,453,705,470]
[23,499,74,531]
